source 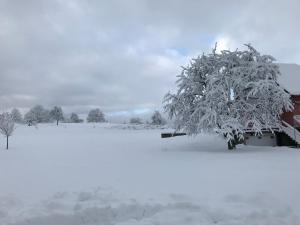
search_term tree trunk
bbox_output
[6,136,8,150]
[227,140,236,150]
[56,120,59,126]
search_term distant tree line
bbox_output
[7,105,108,126]
[129,111,167,125]
[0,107,166,149]
[23,105,66,126]
[0,106,107,149]
[7,106,166,126]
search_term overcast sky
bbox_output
[1,0,300,118]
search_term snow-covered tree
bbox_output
[130,117,143,124]
[87,109,105,123]
[11,108,23,123]
[151,111,166,125]
[0,113,15,149]
[25,105,51,124]
[164,44,293,149]
[50,106,64,126]
[70,113,83,123]
[24,110,37,126]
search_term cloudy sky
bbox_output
[1,0,300,118]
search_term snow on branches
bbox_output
[0,112,15,149]
[164,44,293,144]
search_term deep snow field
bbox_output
[0,123,300,225]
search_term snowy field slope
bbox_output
[0,123,300,224]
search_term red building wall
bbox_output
[281,95,300,127]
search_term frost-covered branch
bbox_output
[164,44,293,148]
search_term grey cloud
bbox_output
[0,0,299,116]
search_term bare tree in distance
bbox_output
[50,106,64,126]
[151,111,166,125]
[70,113,83,123]
[87,109,105,123]
[11,108,23,123]
[24,110,37,126]
[25,105,51,124]
[130,117,143,124]
[0,113,15,149]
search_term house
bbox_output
[245,63,300,147]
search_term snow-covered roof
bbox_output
[278,63,300,95]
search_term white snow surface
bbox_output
[278,63,300,95]
[0,123,300,224]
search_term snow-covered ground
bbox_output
[0,123,300,224]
